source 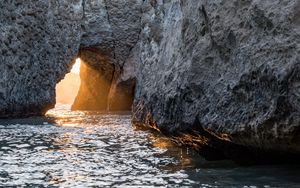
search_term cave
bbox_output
[56,47,136,112]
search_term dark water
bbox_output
[0,105,299,187]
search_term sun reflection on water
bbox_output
[1,106,299,187]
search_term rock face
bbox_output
[0,0,141,116]
[72,0,142,111]
[132,0,300,162]
[0,0,82,117]
[72,48,115,111]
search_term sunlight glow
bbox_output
[55,58,81,105]
[71,58,81,74]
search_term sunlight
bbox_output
[55,59,81,106]
[71,58,81,74]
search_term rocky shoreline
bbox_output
[1,0,299,163]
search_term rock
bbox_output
[1,0,300,163]
[0,0,82,117]
[0,0,142,116]
[72,48,114,111]
[132,0,300,163]
[108,45,139,111]
[72,0,142,111]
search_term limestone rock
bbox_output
[0,0,142,116]
[1,0,300,163]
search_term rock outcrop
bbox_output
[1,0,299,163]
[0,1,82,117]
[132,0,300,163]
[0,0,141,116]
[72,0,142,111]
[72,48,114,111]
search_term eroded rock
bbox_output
[132,0,300,162]
[0,0,141,116]
[0,0,82,117]
[1,0,300,163]
[72,48,114,111]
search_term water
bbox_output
[0,105,299,187]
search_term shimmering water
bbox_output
[0,105,299,187]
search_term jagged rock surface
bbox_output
[0,0,82,117]
[1,0,300,162]
[72,48,114,111]
[72,0,142,111]
[133,0,300,161]
[0,0,141,116]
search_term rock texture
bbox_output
[72,0,142,111]
[132,0,300,162]
[0,0,82,117]
[1,0,300,163]
[0,0,141,116]
[72,48,114,111]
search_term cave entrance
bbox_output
[56,48,136,112]
[55,58,81,107]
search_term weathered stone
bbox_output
[0,0,82,117]
[0,0,142,116]
[72,48,114,111]
[132,0,300,162]
[1,0,300,163]
[72,0,142,111]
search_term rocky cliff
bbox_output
[1,0,299,163]
[132,0,300,163]
[0,0,82,117]
[0,0,141,116]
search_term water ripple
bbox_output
[0,106,299,187]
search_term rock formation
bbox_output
[72,48,114,111]
[132,0,300,163]
[72,0,141,111]
[0,0,82,117]
[0,0,299,163]
[0,0,141,116]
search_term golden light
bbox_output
[71,58,81,74]
[55,58,81,105]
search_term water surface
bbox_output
[0,105,299,187]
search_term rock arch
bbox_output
[0,0,142,117]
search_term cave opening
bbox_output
[55,58,81,107]
[55,48,136,112]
